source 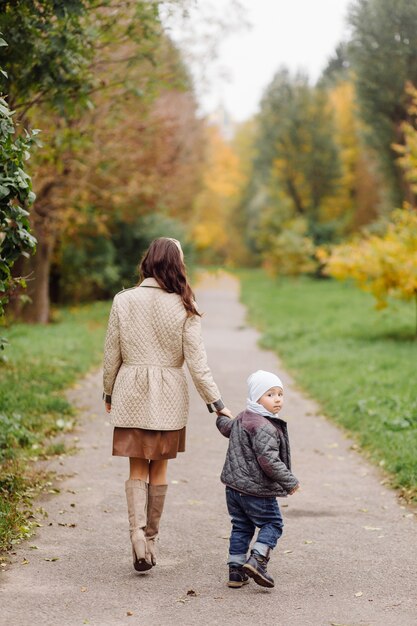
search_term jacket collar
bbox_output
[139,277,162,289]
[244,408,288,430]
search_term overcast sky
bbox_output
[164,0,353,122]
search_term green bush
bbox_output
[53,213,194,303]
[0,414,37,461]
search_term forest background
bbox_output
[0,0,416,550]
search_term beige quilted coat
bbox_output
[103,277,221,430]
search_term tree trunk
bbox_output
[22,235,53,323]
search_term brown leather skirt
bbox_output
[112,426,186,460]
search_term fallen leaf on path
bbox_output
[303,540,313,544]
[355,591,363,597]
[70,503,76,508]
[221,536,229,539]
[29,545,38,550]
[44,557,59,562]
[81,587,87,592]
[359,508,368,513]
[187,499,203,506]
[67,489,76,494]
[171,480,179,484]
[21,559,29,565]
[126,611,134,616]
[187,589,198,597]
[283,550,293,554]
[363,526,381,531]
[176,599,186,604]
[58,522,76,528]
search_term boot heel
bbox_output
[132,531,152,571]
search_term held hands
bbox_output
[105,402,111,414]
[216,407,234,419]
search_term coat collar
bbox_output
[139,277,162,289]
[244,408,288,430]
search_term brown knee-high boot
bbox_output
[145,484,168,566]
[125,479,152,572]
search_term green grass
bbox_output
[238,270,417,500]
[0,301,110,551]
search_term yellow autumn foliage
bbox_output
[319,209,417,308]
[192,125,245,260]
[393,82,417,199]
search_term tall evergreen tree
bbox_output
[348,0,417,206]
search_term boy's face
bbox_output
[258,386,284,414]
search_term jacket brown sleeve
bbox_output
[103,299,122,398]
[183,313,222,407]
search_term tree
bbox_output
[348,0,417,206]
[325,79,382,230]
[0,1,179,322]
[192,124,244,263]
[0,38,37,347]
[252,69,341,245]
[393,82,417,202]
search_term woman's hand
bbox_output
[105,402,111,413]
[217,407,233,419]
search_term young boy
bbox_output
[216,370,299,589]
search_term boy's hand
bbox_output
[288,484,300,495]
[105,402,111,413]
[217,407,233,419]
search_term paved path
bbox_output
[1,274,416,626]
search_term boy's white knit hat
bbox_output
[247,370,284,403]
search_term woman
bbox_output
[103,237,231,572]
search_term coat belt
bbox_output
[122,362,182,368]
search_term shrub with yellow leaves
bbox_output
[262,218,318,277]
[318,209,417,332]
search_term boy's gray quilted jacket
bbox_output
[216,410,298,497]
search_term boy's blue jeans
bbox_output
[226,486,284,565]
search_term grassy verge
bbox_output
[0,301,110,551]
[238,270,417,501]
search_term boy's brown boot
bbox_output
[243,549,274,588]
[125,479,152,572]
[228,565,250,588]
[145,484,168,566]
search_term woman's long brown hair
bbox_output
[139,238,201,317]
